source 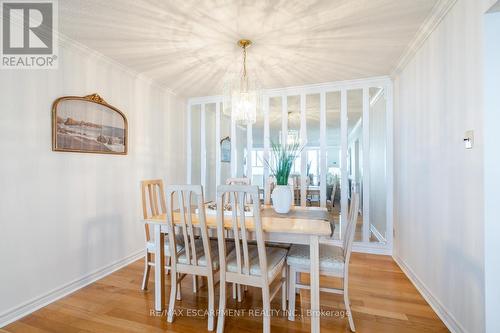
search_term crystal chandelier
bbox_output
[223,39,262,125]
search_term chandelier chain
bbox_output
[243,44,247,78]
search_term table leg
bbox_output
[154,224,165,311]
[310,235,320,333]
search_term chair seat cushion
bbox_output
[177,239,217,269]
[226,245,288,279]
[287,244,345,276]
[177,239,235,270]
[146,238,184,257]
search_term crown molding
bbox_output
[56,32,178,97]
[391,0,458,76]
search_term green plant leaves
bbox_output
[265,140,302,185]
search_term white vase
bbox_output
[271,185,292,214]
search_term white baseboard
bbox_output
[321,238,392,255]
[370,224,387,244]
[352,242,392,255]
[0,249,144,328]
[393,254,467,333]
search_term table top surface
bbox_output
[145,205,332,236]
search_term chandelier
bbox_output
[223,39,262,125]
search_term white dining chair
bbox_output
[224,178,250,301]
[164,184,221,331]
[215,185,288,333]
[140,179,184,291]
[286,192,360,332]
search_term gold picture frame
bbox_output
[51,93,128,155]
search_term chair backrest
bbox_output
[225,178,251,204]
[343,192,360,262]
[141,179,167,241]
[165,185,212,270]
[216,185,268,283]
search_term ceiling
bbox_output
[59,0,437,98]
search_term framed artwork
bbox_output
[220,136,231,162]
[51,93,128,154]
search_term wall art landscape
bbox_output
[51,94,128,154]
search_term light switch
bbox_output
[464,130,474,149]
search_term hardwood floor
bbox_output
[3,254,449,333]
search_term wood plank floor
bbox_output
[2,253,449,333]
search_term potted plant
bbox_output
[266,140,302,214]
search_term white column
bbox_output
[215,101,221,186]
[186,102,192,184]
[386,83,394,248]
[362,87,370,242]
[247,123,253,182]
[200,103,206,190]
[281,95,288,146]
[340,89,348,238]
[231,107,237,177]
[263,96,270,203]
[320,91,327,208]
[300,93,307,207]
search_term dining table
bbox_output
[144,204,332,333]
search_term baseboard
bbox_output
[370,224,387,244]
[321,238,392,255]
[352,242,392,255]
[0,249,144,328]
[393,254,467,333]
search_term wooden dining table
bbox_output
[144,205,332,333]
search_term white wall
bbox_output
[0,39,186,326]
[484,5,500,333]
[393,0,485,332]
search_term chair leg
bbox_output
[281,267,287,311]
[344,277,356,332]
[237,284,242,302]
[141,251,151,291]
[207,274,215,331]
[176,273,182,301]
[295,271,300,294]
[216,277,227,333]
[199,276,205,289]
[193,275,198,293]
[166,256,171,275]
[285,266,289,301]
[167,268,177,323]
[262,285,271,333]
[288,266,296,321]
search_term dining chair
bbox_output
[140,179,184,291]
[164,184,220,331]
[286,192,360,332]
[224,177,251,301]
[215,185,288,333]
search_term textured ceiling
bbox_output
[59,0,437,97]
